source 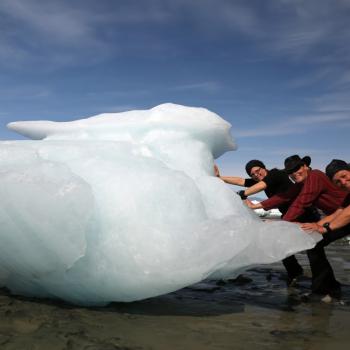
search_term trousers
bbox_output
[307,224,350,295]
[282,208,320,280]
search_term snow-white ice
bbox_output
[252,200,282,218]
[0,103,320,305]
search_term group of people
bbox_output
[215,155,350,302]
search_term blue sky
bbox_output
[0,0,349,177]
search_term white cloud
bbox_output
[0,0,113,69]
[260,1,350,62]
[171,81,221,92]
[0,85,52,100]
[235,111,350,138]
[235,124,300,138]
[187,0,350,63]
[292,113,350,124]
[0,0,95,44]
[311,91,350,113]
[1,0,349,69]
[86,89,151,99]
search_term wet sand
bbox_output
[0,239,349,350]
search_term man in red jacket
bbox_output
[301,159,350,235]
[215,160,316,285]
[247,155,346,299]
[254,156,346,221]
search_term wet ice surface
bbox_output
[1,103,320,304]
[114,239,350,314]
[0,239,349,350]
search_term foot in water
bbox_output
[300,292,345,304]
[286,272,306,287]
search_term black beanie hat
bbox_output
[325,159,350,180]
[245,160,266,176]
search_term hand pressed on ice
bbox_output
[300,222,325,234]
[214,164,220,177]
[245,199,263,210]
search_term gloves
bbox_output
[237,190,247,200]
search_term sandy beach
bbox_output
[0,238,349,350]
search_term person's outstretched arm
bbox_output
[244,181,267,196]
[220,176,246,186]
[214,164,246,186]
[300,209,343,232]
[301,206,350,234]
[214,164,267,198]
[260,184,300,211]
[327,205,350,231]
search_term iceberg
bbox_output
[0,103,320,305]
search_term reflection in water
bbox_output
[0,239,349,350]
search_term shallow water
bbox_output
[0,239,349,350]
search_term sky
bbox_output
[0,0,349,177]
